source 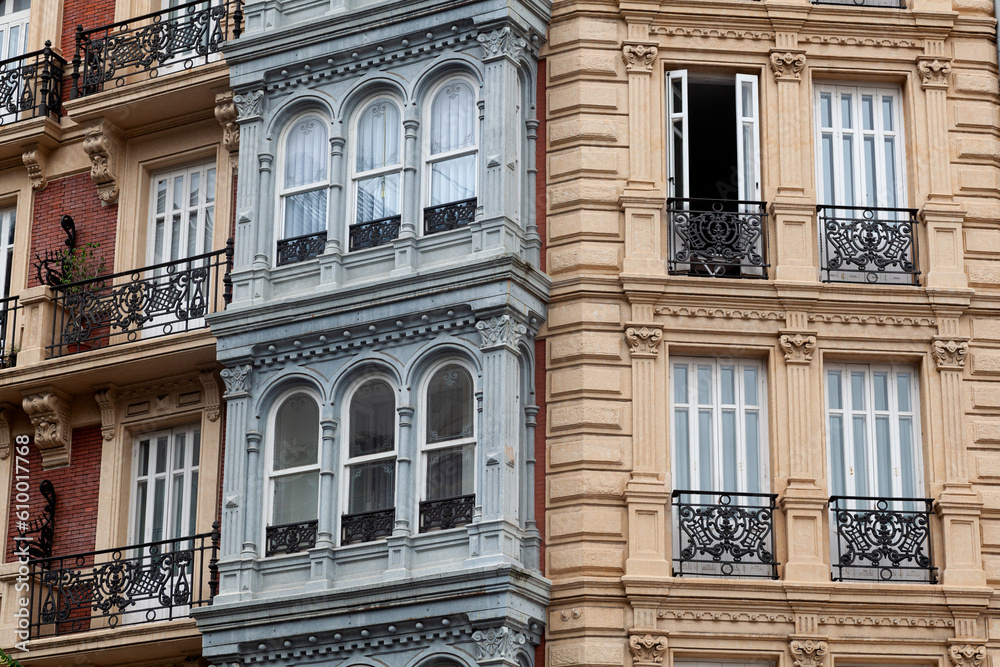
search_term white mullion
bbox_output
[830,88,846,208]
[736,361,749,494]
[686,362,698,492]
[0,208,13,299]
[887,366,904,501]
[869,88,889,212]
[710,359,722,493]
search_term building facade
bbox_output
[544,0,1000,666]
[191,1,551,666]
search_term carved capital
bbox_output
[0,404,12,459]
[215,90,240,157]
[220,364,253,397]
[22,145,48,191]
[790,640,828,667]
[476,315,527,350]
[471,625,528,660]
[200,370,221,421]
[933,338,968,370]
[626,326,663,356]
[82,121,122,204]
[234,89,264,121]
[628,634,668,664]
[917,57,952,89]
[948,645,986,667]
[22,388,71,468]
[478,26,527,60]
[623,43,658,72]
[769,51,807,80]
[94,386,118,441]
[779,333,817,364]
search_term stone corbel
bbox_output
[0,403,12,459]
[622,43,658,72]
[769,51,807,81]
[22,387,72,468]
[917,56,952,90]
[779,332,817,365]
[790,639,828,667]
[215,90,239,169]
[933,337,969,371]
[82,121,122,205]
[948,645,986,667]
[94,386,117,441]
[626,325,664,357]
[628,634,668,664]
[200,369,221,421]
[22,144,48,191]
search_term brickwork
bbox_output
[59,0,116,103]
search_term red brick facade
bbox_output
[58,0,117,103]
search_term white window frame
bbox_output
[348,95,404,243]
[146,161,218,267]
[422,76,479,215]
[276,112,331,246]
[0,206,15,300]
[264,388,322,538]
[0,0,30,63]
[665,69,689,200]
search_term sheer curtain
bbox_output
[271,393,320,524]
[425,365,474,500]
[282,116,328,238]
[428,81,476,206]
[355,100,401,223]
[348,379,396,513]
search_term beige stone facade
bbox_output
[543,0,1000,665]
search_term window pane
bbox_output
[820,92,832,128]
[284,116,328,188]
[697,365,712,405]
[851,372,865,411]
[720,366,735,405]
[698,409,712,491]
[135,480,147,543]
[876,416,891,495]
[272,470,319,524]
[822,134,835,204]
[273,393,319,470]
[862,95,874,131]
[873,373,889,411]
[675,409,690,489]
[842,136,855,207]
[829,415,845,496]
[284,189,328,238]
[429,81,476,155]
[745,411,760,493]
[356,174,400,223]
[427,365,473,443]
[899,417,914,497]
[138,439,150,477]
[852,416,868,495]
[827,371,842,410]
[356,100,400,171]
[722,410,737,491]
[349,379,395,457]
[426,443,474,499]
[743,366,758,406]
[349,460,395,513]
[841,94,852,129]
[884,138,897,209]
[674,364,688,404]
[897,373,911,412]
[155,436,168,474]
[431,154,476,206]
[882,96,894,132]
[864,136,877,207]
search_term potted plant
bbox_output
[54,242,108,353]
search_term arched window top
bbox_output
[348,378,396,458]
[356,99,401,173]
[283,114,328,189]
[429,80,476,156]
[273,392,320,470]
[426,364,473,444]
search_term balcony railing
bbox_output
[830,496,936,583]
[70,0,243,99]
[341,508,394,545]
[817,205,920,285]
[666,198,769,279]
[0,295,21,369]
[47,240,233,357]
[276,231,326,266]
[27,524,219,638]
[419,494,475,532]
[424,197,476,235]
[813,0,904,8]
[672,490,779,579]
[265,519,317,556]
[349,215,400,251]
[0,43,65,126]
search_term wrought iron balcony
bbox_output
[0,295,21,369]
[70,0,243,99]
[27,524,219,638]
[265,519,317,556]
[349,215,400,251]
[46,240,233,357]
[0,42,65,126]
[424,197,476,235]
[419,494,475,532]
[276,231,326,266]
[666,198,769,279]
[341,508,394,545]
[817,205,920,285]
[672,490,779,579]
[829,496,936,583]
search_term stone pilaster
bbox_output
[768,45,806,196]
[472,625,528,667]
[233,89,264,274]
[218,364,252,566]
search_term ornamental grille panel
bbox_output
[0,295,20,369]
[45,240,233,357]
[276,231,326,266]
[341,508,394,544]
[27,524,219,639]
[349,215,400,251]
[830,496,936,583]
[0,43,64,126]
[817,205,920,285]
[424,197,477,235]
[812,0,904,7]
[16,480,55,563]
[667,198,769,279]
[419,494,475,532]
[70,0,243,99]
[265,520,318,556]
[672,490,779,579]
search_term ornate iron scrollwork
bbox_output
[265,520,318,556]
[0,42,64,126]
[16,480,55,562]
[423,197,477,235]
[830,496,936,583]
[419,494,475,532]
[34,215,77,287]
[349,215,400,251]
[0,296,20,369]
[276,231,327,266]
[341,508,394,545]
[672,490,779,579]
[818,205,920,285]
[667,198,769,278]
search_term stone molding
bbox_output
[932,338,969,370]
[626,326,663,356]
[628,634,668,664]
[477,26,527,61]
[234,89,264,121]
[22,145,47,191]
[790,639,828,667]
[476,315,527,350]
[82,121,122,205]
[779,333,817,365]
[769,51,807,80]
[0,404,11,460]
[471,625,528,660]
[948,644,986,667]
[94,386,118,441]
[917,57,952,89]
[622,43,658,72]
[215,90,240,168]
[21,387,72,468]
[220,364,253,397]
[200,370,221,421]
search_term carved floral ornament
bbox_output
[22,388,72,468]
[22,145,48,191]
[769,51,807,80]
[214,90,240,157]
[628,634,668,664]
[779,333,817,364]
[626,326,663,356]
[932,338,969,370]
[471,626,528,660]
[82,121,122,205]
[476,315,528,349]
[220,364,253,397]
[622,44,658,72]
[234,89,264,121]
[917,57,952,89]
[948,644,986,667]
[478,26,528,61]
[790,639,828,667]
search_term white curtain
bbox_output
[282,116,328,238]
[429,81,476,206]
[356,100,400,172]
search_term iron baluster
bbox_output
[666,198,769,278]
[418,494,475,532]
[817,205,921,285]
[423,197,477,235]
[276,231,327,266]
[349,215,401,251]
[265,520,318,556]
[341,508,395,544]
[0,45,66,125]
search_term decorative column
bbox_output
[232,90,264,274]
[392,108,419,273]
[307,416,338,591]
[778,313,828,582]
[522,403,540,570]
[523,116,541,266]
[385,404,415,579]
[628,605,667,667]
[319,132,346,287]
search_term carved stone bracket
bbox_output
[94,386,118,441]
[769,51,807,80]
[779,332,817,365]
[477,26,528,61]
[22,388,72,468]
[948,645,986,667]
[471,625,528,660]
[82,121,122,205]
[220,364,253,397]
[626,326,664,356]
[0,404,12,459]
[234,89,264,121]
[476,315,528,350]
[917,57,952,89]
[22,144,48,191]
[628,634,668,664]
[200,369,221,421]
[790,639,828,667]
[623,43,658,72]
[933,337,969,370]
[215,90,240,168]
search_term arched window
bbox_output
[419,363,475,532]
[266,392,320,556]
[424,79,478,235]
[342,378,397,544]
[350,99,402,251]
[277,114,329,265]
